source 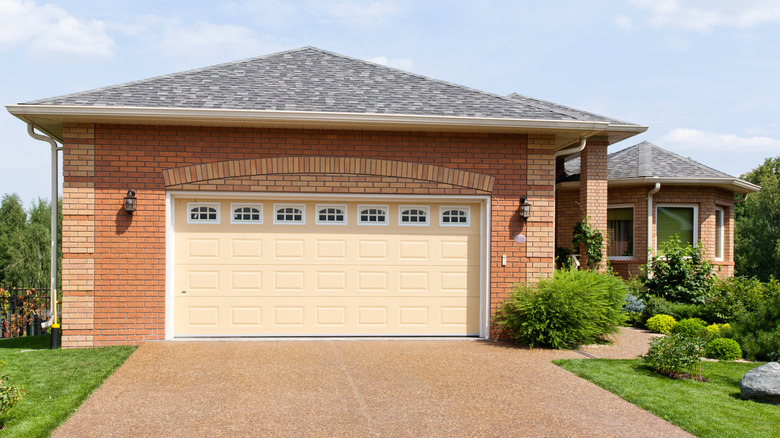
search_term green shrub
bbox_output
[706,323,722,337]
[642,235,715,304]
[641,296,675,324]
[705,338,743,361]
[642,333,705,378]
[0,361,23,419]
[493,269,627,349]
[667,302,708,322]
[704,277,779,322]
[671,318,708,339]
[731,288,780,361]
[720,323,733,338]
[646,314,677,334]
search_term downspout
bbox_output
[553,138,587,268]
[647,182,661,259]
[26,124,62,349]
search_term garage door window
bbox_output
[188,203,220,223]
[231,203,263,224]
[274,204,305,224]
[440,206,470,226]
[399,206,429,226]
[358,205,388,225]
[316,205,347,225]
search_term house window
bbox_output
[399,206,429,226]
[273,204,305,224]
[607,207,633,259]
[188,203,219,223]
[715,207,724,261]
[656,205,698,254]
[358,205,388,225]
[316,205,347,225]
[440,206,470,226]
[231,203,262,224]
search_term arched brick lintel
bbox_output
[163,156,495,193]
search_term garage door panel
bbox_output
[174,198,482,336]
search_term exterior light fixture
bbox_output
[519,196,532,219]
[124,189,137,214]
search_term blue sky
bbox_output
[2,0,779,205]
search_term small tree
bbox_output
[572,215,604,271]
[642,235,715,304]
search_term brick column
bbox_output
[525,134,557,282]
[61,124,96,348]
[578,138,608,270]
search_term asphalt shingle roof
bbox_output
[23,47,637,124]
[561,141,736,181]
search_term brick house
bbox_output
[556,141,758,278]
[6,47,754,347]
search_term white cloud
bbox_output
[614,15,632,30]
[632,0,780,32]
[659,128,780,153]
[0,0,114,60]
[368,56,414,71]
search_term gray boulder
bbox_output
[740,362,780,404]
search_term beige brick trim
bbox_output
[163,157,495,193]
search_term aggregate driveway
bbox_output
[53,331,690,437]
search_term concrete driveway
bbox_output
[53,333,690,437]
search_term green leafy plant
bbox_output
[493,269,627,349]
[671,318,708,339]
[642,235,715,304]
[731,287,780,361]
[571,215,604,271]
[643,333,705,379]
[704,338,742,361]
[704,276,778,322]
[0,360,23,421]
[646,314,676,334]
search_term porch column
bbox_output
[578,137,609,270]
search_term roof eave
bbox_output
[6,104,641,146]
[607,177,761,194]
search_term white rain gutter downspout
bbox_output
[554,137,587,158]
[647,183,661,259]
[734,193,749,204]
[26,124,62,348]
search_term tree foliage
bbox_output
[642,235,715,304]
[735,156,780,281]
[0,194,61,288]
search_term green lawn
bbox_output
[0,334,136,437]
[554,358,779,438]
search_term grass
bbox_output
[0,334,136,437]
[554,358,780,438]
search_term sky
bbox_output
[1,0,779,206]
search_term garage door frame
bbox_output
[165,191,492,339]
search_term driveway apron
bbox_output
[53,336,690,437]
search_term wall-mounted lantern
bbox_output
[519,196,532,219]
[124,189,137,214]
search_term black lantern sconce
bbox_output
[519,196,532,219]
[124,189,137,214]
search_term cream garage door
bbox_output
[173,198,481,336]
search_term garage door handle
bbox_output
[181,291,187,294]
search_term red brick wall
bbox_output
[61,123,557,346]
[555,183,737,279]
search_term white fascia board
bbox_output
[608,177,761,193]
[7,104,612,133]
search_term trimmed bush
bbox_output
[671,318,708,339]
[705,338,743,361]
[706,323,722,337]
[646,314,676,334]
[643,333,705,378]
[493,269,627,349]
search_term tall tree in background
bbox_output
[735,156,780,281]
[0,194,61,288]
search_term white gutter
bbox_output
[647,183,661,259]
[26,124,61,332]
[608,177,760,194]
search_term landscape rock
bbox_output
[740,362,780,404]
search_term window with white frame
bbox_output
[316,205,347,225]
[715,207,724,261]
[607,206,634,259]
[231,203,262,224]
[273,204,305,224]
[188,202,220,223]
[440,206,470,226]
[656,204,698,255]
[358,205,388,225]
[399,206,429,226]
